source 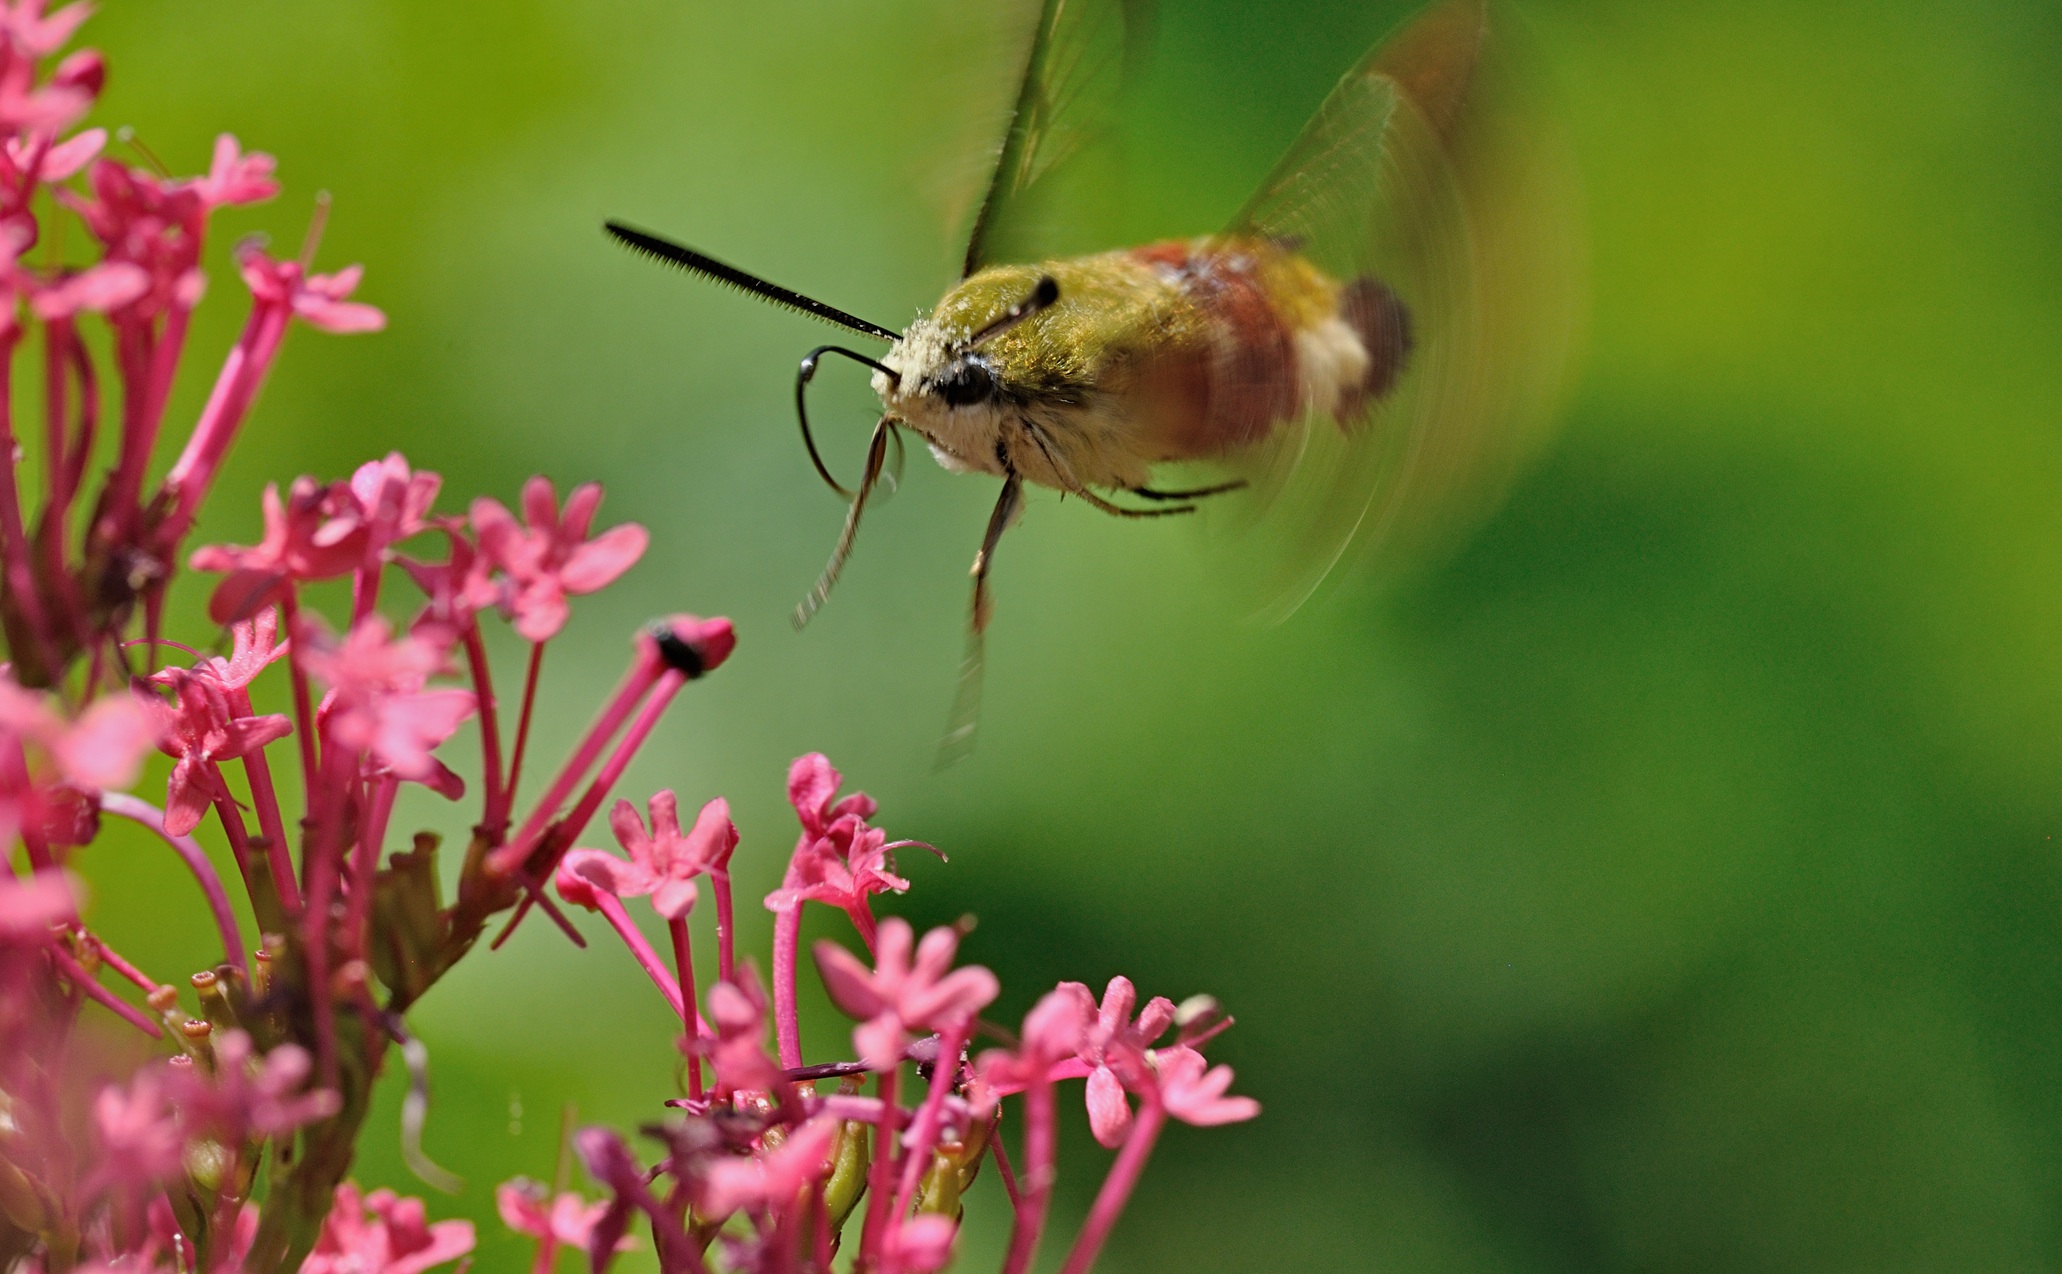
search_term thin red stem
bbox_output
[84,931,161,994]
[504,641,544,813]
[893,1020,970,1219]
[1055,1099,1167,1274]
[49,944,161,1038]
[495,640,657,877]
[280,589,321,798]
[233,684,300,916]
[668,916,703,1101]
[857,1065,900,1265]
[99,792,249,980]
[592,893,684,1021]
[772,904,803,1069]
[461,622,506,833]
[1000,1080,1055,1274]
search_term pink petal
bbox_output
[651,877,698,920]
[645,789,682,843]
[1022,983,1095,1060]
[294,297,386,334]
[40,125,104,180]
[854,1014,907,1073]
[0,869,78,940]
[411,757,468,802]
[494,1183,550,1239]
[607,797,653,864]
[520,475,558,533]
[558,523,648,594]
[54,693,165,790]
[812,939,886,1021]
[162,758,222,837]
[387,1219,475,1274]
[912,925,961,984]
[220,713,293,757]
[786,754,841,828]
[681,797,737,872]
[33,261,148,319]
[908,966,1000,1028]
[559,482,604,544]
[510,582,569,643]
[886,1214,958,1273]
[1085,1066,1132,1148]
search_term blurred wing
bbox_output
[959,0,1155,274]
[1213,0,1584,619]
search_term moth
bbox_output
[608,0,1578,753]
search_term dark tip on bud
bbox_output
[649,614,736,679]
[1033,276,1059,308]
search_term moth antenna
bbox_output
[605,221,902,342]
[962,276,1060,349]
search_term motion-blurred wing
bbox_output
[1215,0,1583,619]
[959,0,1154,274]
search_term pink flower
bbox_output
[0,675,165,791]
[814,918,998,1071]
[1153,1045,1260,1129]
[1076,977,1176,1148]
[346,452,442,559]
[570,792,736,919]
[30,259,146,319]
[4,123,105,183]
[396,525,500,628]
[89,1068,185,1194]
[3,0,92,59]
[149,622,293,835]
[787,751,876,836]
[302,615,474,793]
[696,1116,837,1218]
[972,981,1095,1106]
[764,756,926,931]
[0,868,75,943]
[238,245,386,334]
[302,1182,475,1274]
[191,476,372,622]
[192,133,277,208]
[705,974,784,1095]
[495,1179,619,1251]
[470,476,648,642]
[166,1030,340,1142]
[878,1213,958,1274]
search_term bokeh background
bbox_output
[73,0,2062,1269]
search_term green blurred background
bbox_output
[69,0,2062,1269]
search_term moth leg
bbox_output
[1017,419,1197,519]
[937,471,1023,768]
[1132,479,1248,501]
[793,417,893,629]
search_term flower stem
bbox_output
[593,893,686,1022]
[772,904,803,1069]
[99,792,248,980]
[893,1021,969,1218]
[461,622,505,833]
[49,943,161,1038]
[504,640,544,813]
[1056,1099,1167,1274]
[711,867,735,988]
[1000,1079,1056,1274]
[234,684,301,916]
[668,916,703,1100]
[857,1065,900,1266]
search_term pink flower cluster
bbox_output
[0,8,737,1269]
[527,753,1258,1274]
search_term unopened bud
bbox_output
[1174,994,1221,1030]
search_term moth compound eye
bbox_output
[935,360,997,408]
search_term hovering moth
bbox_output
[608,0,1578,753]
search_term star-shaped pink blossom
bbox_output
[148,618,292,835]
[1152,1045,1261,1128]
[814,918,999,1072]
[568,792,736,920]
[302,1182,475,1274]
[495,1179,622,1252]
[704,974,784,1095]
[300,615,474,793]
[190,476,373,623]
[1076,977,1176,1148]
[238,245,385,334]
[470,476,648,643]
[696,1116,838,1219]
